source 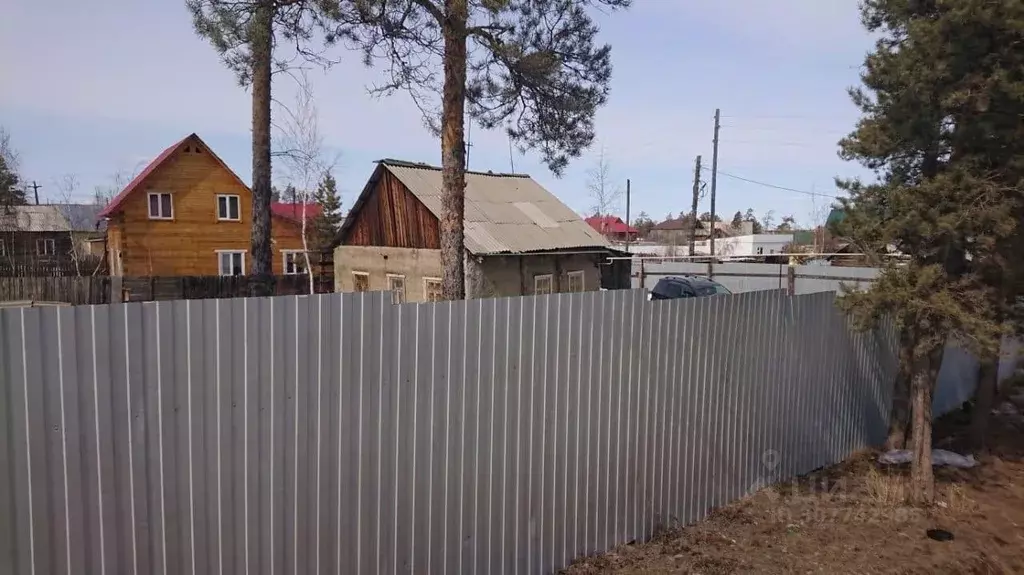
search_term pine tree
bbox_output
[187,0,341,294]
[836,0,1024,502]
[337,0,629,299]
[0,155,24,206]
[312,171,343,251]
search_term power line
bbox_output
[700,164,840,199]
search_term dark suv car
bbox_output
[649,275,732,300]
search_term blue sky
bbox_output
[0,0,874,228]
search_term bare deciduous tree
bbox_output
[54,174,84,276]
[586,146,622,217]
[274,70,340,294]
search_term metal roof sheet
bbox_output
[380,161,610,255]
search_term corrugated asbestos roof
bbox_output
[374,160,610,255]
[0,205,72,232]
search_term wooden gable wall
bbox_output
[342,169,440,248]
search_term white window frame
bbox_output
[423,277,443,302]
[281,250,307,275]
[387,274,406,304]
[216,194,241,221]
[756,246,765,255]
[36,238,56,256]
[567,270,585,293]
[216,249,246,276]
[352,271,370,292]
[534,273,553,295]
[148,192,174,220]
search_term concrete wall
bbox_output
[469,252,603,298]
[336,246,604,301]
[334,245,442,302]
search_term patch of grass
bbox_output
[864,466,907,506]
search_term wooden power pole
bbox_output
[625,178,631,252]
[689,155,701,257]
[709,108,721,259]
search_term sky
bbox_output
[0,0,876,228]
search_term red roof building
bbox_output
[585,215,638,242]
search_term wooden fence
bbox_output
[0,274,331,305]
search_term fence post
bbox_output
[787,265,796,295]
[638,259,646,289]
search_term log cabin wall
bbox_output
[342,170,440,248]
[105,136,310,277]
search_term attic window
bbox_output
[184,145,192,153]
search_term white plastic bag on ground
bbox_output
[878,449,977,468]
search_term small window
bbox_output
[424,277,443,302]
[756,246,765,255]
[282,250,306,275]
[148,192,173,219]
[0,239,5,256]
[567,270,585,293]
[353,272,370,293]
[387,274,406,304]
[534,274,553,295]
[36,238,56,256]
[217,250,245,276]
[217,194,241,221]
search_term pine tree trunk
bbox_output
[439,0,468,301]
[910,344,943,505]
[970,357,998,452]
[249,0,274,296]
[887,327,915,450]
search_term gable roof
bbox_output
[339,159,609,255]
[97,133,249,218]
[586,215,637,235]
[56,204,106,232]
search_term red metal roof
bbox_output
[97,133,250,218]
[271,202,322,223]
[585,215,637,234]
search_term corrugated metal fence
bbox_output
[632,260,881,295]
[1,289,899,575]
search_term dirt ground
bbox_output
[564,408,1024,574]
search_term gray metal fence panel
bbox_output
[2,289,909,575]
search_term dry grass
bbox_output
[863,466,908,506]
[564,410,1024,574]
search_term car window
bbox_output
[694,285,718,297]
[653,280,684,298]
[712,283,732,295]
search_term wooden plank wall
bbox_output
[0,276,112,305]
[343,170,441,248]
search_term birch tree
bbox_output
[274,70,339,294]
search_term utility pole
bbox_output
[624,178,632,252]
[29,181,41,205]
[709,109,721,259]
[689,155,701,257]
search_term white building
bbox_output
[692,234,794,257]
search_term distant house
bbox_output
[98,133,316,277]
[585,215,638,243]
[649,218,752,245]
[334,159,617,302]
[0,204,106,275]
